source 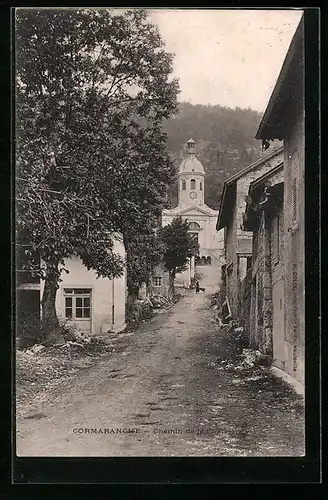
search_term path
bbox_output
[16,267,304,457]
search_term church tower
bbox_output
[178,139,205,208]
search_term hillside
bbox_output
[162,102,282,209]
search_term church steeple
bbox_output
[178,139,205,208]
[187,138,196,154]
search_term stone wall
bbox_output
[224,148,284,320]
[239,265,252,337]
[250,211,273,355]
[151,263,170,298]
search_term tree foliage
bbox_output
[160,216,199,296]
[123,217,166,297]
[16,8,179,343]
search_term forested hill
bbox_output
[162,102,282,210]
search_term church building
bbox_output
[162,139,224,267]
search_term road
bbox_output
[16,266,305,457]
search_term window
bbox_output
[200,182,203,191]
[182,179,186,190]
[64,288,91,319]
[188,221,200,230]
[190,179,196,190]
[153,277,162,287]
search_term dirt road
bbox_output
[16,267,304,457]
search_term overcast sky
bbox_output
[149,9,303,112]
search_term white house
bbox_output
[18,237,127,338]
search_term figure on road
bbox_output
[195,280,200,293]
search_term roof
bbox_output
[163,204,217,217]
[179,139,205,175]
[256,15,304,141]
[216,145,284,230]
[249,161,284,191]
[242,163,284,232]
[179,155,205,175]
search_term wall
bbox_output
[235,149,284,321]
[178,172,205,207]
[223,150,284,320]
[271,201,285,370]
[151,263,170,297]
[239,265,252,335]
[249,211,273,354]
[40,240,126,336]
[283,103,305,386]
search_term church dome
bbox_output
[179,139,205,175]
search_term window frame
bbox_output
[188,221,200,230]
[153,277,162,287]
[64,288,92,321]
[190,179,196,190]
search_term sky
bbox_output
[149,9,303,112]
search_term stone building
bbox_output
[216,146,284,320]
[255,15,305,390]
[149,262,171,299]
[162,139,224,279]
[241,163,284,361]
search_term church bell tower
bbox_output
[178,139,205,208]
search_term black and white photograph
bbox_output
[14,7,309,459]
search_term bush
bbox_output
[126,297,154,326]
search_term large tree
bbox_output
[16,8,179,344]
[160,217,199,298]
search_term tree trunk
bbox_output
[41,261,65,346]
[168,269,176,300]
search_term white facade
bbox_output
[40,238,126,336]
[162,139,224,266]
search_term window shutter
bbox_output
[292,175,298,226]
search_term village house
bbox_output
[149,262,171,299]
[162,139,224,288]
[241,162,284,365]
[216,146,284,321]
[254,15,305,391]
[16,237,127,341]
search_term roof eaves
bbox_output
[224,145,284,186]
[216,182,228,231]
[249,161,284,191]
[255,15,304,140]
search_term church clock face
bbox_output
[189,191,197,199]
